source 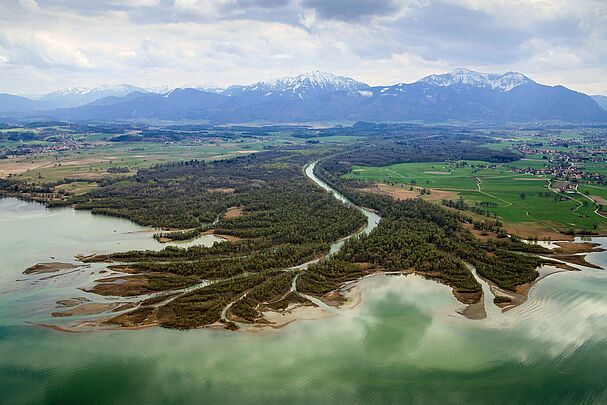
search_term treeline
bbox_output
[326,134,519,168]
[442,198,502,219]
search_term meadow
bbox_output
[345,160,607,237]
[0,137,281,187]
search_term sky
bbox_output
[0,0,606,96]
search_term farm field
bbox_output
[579,161,607,177]
[0,139,267,185]
[345,160,607,238]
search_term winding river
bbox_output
[223,160,380,320]
[1,166,607,402]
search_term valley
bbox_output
[3,1,607,401]
[1,122,605,332]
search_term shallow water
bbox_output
[1,198,606,404]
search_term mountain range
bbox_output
[1,69,606,124]
[38,84,148,109]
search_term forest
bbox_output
[69,148,366,328]
[0,129,555,330]
[297,154,549,296]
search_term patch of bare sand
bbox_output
[502,222,573,241]
[0,158,54,178]
[57,297,90,307]
[54,182,98,194]
[423,171,450,175]
[258,303,332,330]
[361,183,458,203]
[86,275,150,296]
[224,206,243,219]
[52,302,122,317]
[588,195,607,205]
[553,242,605,254]
[201,229,242,242]
[24,262,79,275]
[459,297,487,320]
[539,242,605,269]
[61,172,108,180]
[59,158,112,166]
[208,187,235,193]
[547,254,602,269]
[462,223,499,242]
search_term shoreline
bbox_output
[24,234,606,334]
[36,254,600,334]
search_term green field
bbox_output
[506,158,550,169]
[1,138,279,185]
[346,160,607,236]
[0,126,365,196]
[579,162,607,177]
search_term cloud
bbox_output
[0,32,93,69]
[37,0,161,9]
[19,0,39,11]
[173,0,290,19]
[300,0,410,22]
[0,0,606,95]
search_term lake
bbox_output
[1,198,606,404]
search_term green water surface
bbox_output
[1,198,606,404]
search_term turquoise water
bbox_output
[1,198,606,404]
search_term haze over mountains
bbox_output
[38,84,148,109]
[592,95,607,112]
[1,69,605,124]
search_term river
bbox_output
[1,178,607,402]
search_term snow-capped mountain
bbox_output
[226,71,369,98]
[3,69,606,122]
[39,84,147,108]
[147,85,173,95]
[419,68,532,92]
[148,84,224,95]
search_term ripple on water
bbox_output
[2,199,607,403]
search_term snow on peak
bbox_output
[419,69,532,91]
[242,71,369,95]
[48,87,89,97]
[173,83,224,93]
[42,84,145,100]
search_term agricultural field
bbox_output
[0,123,365,199]
[579,161,607,177]
[0,141,265,186]
[345,160,607,238]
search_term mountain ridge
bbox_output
[38,84,148,108]
[418,68,532,92]
[2,69,606,123]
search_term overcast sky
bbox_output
[1,0,606,96]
